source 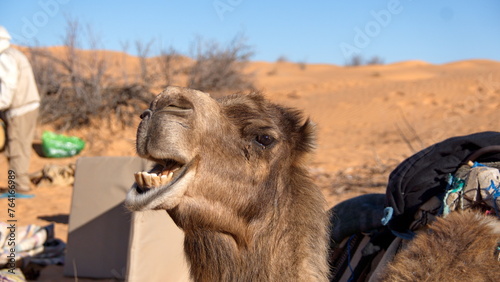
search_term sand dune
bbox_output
[0,47,499,280]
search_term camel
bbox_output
[381,210,500,281]
[125,86,500,281]
[125,86,330,281]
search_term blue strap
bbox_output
[381,207,416,239]
[472,161,486,168]
[381,207,393,226]
[0,192,35,199]
[490,180,500,218]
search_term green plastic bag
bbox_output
[41,131,85,158]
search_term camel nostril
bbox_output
[140,109,153,119]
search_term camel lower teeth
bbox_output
[134,171,175,189]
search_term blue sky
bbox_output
[1,0,499,64]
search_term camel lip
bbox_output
[152,158,185,173]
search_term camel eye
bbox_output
[255,135,275,147]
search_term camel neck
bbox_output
[184,219,329,281]
[182,183,330,281]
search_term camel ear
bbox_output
[297,119,316,153]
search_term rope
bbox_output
[464,146,500,164]
[346,234,355,282]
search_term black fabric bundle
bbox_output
[385,131,500,235]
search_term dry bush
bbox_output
[297,60,307,71]
[346,55,385,67]
[119,40,131,84]
[29,20,255,130]
[187,34,255,97]
[276,55,288,63]
[346,55,363,67]
[29,18,154,131]
[366,56,384,65]
[100,84,154,128]
[28,48,63,97]
[158,46,180,88]
[135,39,155,86]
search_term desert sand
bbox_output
[0,48,499,280]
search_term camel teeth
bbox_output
[134,172,144,188]
[135,170,176,190]
[161,175,169,185]
[152,175,161,187]
[142,172,153,187]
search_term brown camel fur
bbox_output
[125,86,500,281]
[382,210,500,282]
[125,86,330,281]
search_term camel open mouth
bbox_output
[125,157,197,211]
[134,159,184,193]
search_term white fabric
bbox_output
[0,46,40,117]
[0,38,9,53]
[7,101,40,118]
[0,40,16,111]
[0,26,11,40]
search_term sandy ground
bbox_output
[1,54,499,280]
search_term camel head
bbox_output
[125,86,330,281]
[125,86,316,223]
